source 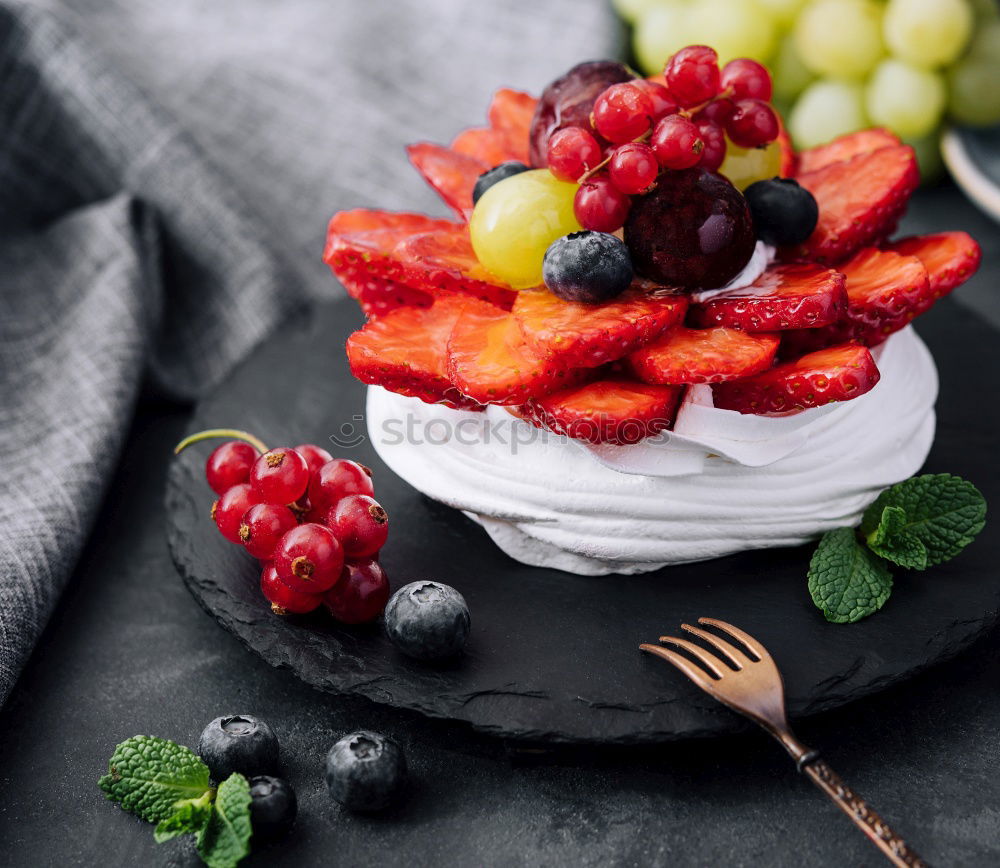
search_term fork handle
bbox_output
[800,758,928,867]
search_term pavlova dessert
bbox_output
[325,47,981,576]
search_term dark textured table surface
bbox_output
[0,185,998,867]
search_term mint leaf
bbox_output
[196,773,252,868]
[866,505,928,570]
[154,790,214,843]
[99,735,212,823]
[861,473,987,568]
[808,527,894,623]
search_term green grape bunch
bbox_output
[617,0,1000,177]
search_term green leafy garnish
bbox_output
[154,790,214,843]
[98,735,211,823]
[808,473,987,624]
[197,774,253,868]
[861,473,986,567]
[99,736,253,868]
[808,527,894,623]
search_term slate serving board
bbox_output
[166,296,999,745]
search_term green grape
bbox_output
[684,0,779,64]
[469,170,581,289]
[967,19,1000,60]
[755,0,811,26]
[613,0,668,25]
[633,3,690,75]
[883,0,973,69]
[903,132,944,182]
[794,0,885,80]
[865,59,945,138]
[789,80,869,149]
[772,34,816,102]
[947,55,1000,125]
[719,139,784,190]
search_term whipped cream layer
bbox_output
[366,327,937,576]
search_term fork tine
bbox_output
[657,636,729,678]
[697,618,769,662]
[639,643,717,692]
[681,623,751,669]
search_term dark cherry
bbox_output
[624,169,755,290]
[527,60,635,167]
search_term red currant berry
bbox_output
[239,503,299,560]
[664,45,721,108]
[650,115,705,170]
[213,483,264,544]
[592,82,654,144]
[695,121,727,171]
[573,175,631,233]
[273,523,344,594]
[324,559,390,624]
[546,127,603,182]
[327,495,389,559]
[634,80,678,121]
[261,563,323,615]
[250,447,310,504]
[205,441,258,495]
[720,58,772,102]
[294,443,333,476]
[725,98,779,148]
[308,459,375,515]
[693,97,735,127]
[608,142,659,195]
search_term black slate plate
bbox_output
[166,297,999,745]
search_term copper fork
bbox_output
[641,618,927,868]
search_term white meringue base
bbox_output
[365,327,938,575]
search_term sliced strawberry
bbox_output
[712,343,880,415]
[887,231,982,297]
[627,326,780,385]
[487,88,536,164]
[689,263,847,331]
[324,209,517,309]
[406,143,487,220]
[776,123,796,177]
[786,145,920,264]
[340,272,435,317]
[450,126,516,166]
[447,300,591,404]
[780,247,930,354]
[521,378,684,445]
[796,128,900,175]
[512,284,688,369]
[346,297,484,410]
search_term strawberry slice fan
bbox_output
[324,90,982,445]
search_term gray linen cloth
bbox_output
[0,0,614,702]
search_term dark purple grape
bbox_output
[624,169,755,290]
[528,60,635,167]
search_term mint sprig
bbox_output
[99,735,253,868]
[808,473,986,623]
[197,773,252,868]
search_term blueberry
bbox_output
[325,731,407,811]
[744,177,819,246]
[542,231,633,304]
[472,161,529,204]
[384,581,470,661]
[249,775,297,842]
[197,715,279,781]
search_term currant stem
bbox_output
[174,428,268,456]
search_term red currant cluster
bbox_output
[546,46,779,234]
[181,429,390,624]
